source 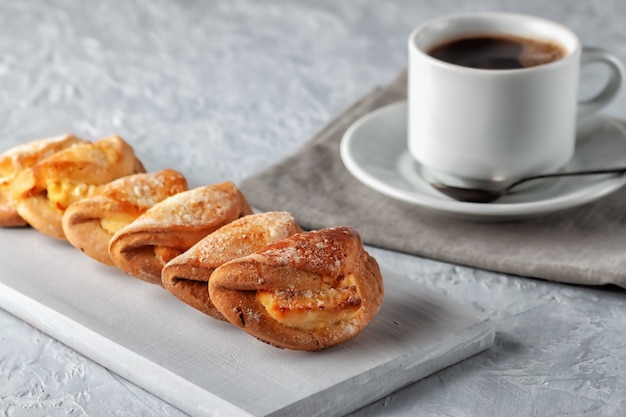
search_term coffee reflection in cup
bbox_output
[428,35,566,70]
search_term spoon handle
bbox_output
[509,167,626,188]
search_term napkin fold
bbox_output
[241,68,626,289]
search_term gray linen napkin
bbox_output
[240,68,626,288]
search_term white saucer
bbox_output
[340,101,626,221]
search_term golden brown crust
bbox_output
[0,134,87,227]
[0,201,26,227]
[209,226,384,351]
[62,169,188,266]
[162,211,302,320]
[10,135,145,239]
[108,181,253,285]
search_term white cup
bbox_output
[408,12,624,190]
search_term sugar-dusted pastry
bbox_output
[9,135,144,239]
[209,226,384,351]
[62,169,188,266]
[108,181,253,285]
[162,211,302,320]
[0,134,87,227]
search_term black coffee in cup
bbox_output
[427,35,566,69]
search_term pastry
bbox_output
[62,169,188,266]
[209,226,384,351]
[108,181,253,285]
[0,134,87,227]
[162,211,302,320]
[9,135,144,239]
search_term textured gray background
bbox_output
[1,0,625,416]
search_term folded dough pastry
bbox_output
[9,135,145,239]
[0,134,87,227]
[162,211,302,320]
[209,226,384,351]
[62,169,188,266]
[108,181,253,285]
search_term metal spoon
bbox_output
[431,167,626,203]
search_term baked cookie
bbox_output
[10,135,144,239]
[0,134,87,227]
[108,181,253,285]
[162,211,302,320]
[62,169,188,266]
[209,226,384,351]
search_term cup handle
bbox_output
[577,47,624,118]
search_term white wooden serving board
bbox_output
[0,227,494,417]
